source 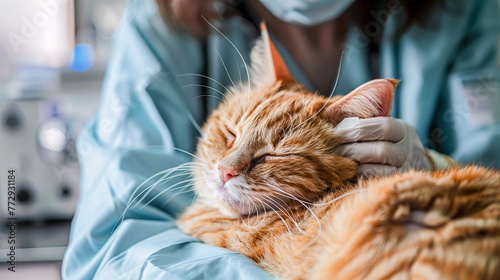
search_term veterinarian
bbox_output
[62,0,500,278]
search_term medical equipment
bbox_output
[0,98,79,221]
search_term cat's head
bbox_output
[193,24,397,217]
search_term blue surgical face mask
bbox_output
[258,0,356,26]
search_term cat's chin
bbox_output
[218,201,253,218]
[219,206,243,218]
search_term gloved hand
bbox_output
[333,117,431,177]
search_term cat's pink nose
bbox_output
[218,165,239,184]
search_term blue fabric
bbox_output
[62,0,500,279]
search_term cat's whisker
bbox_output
[181,84,228,99]
[270,195,303,233]
[252,203,268,229]
[259,183,369,252]
[113,162,197,233]
[172,147,209,163]
[190,191,199,204]
[296,100,311,125]
[262,182,366,207]
[263,194,302,234]
[256,183,309,205]
[155,182,197,195]
[132,171,193,208]
[124,173,195,228]
[239,194,257,229]
[158,184,197,207]
[132,170,200,210]
[243,192,259,222]
[192,94,224,102]
[255,183,320,251]
[178,73,232,93]
[206,47,246,115]
[212,46,237,89]
[232,59,250,115]
[311,188,367,206]
[186,111,203,135]
[186,166,205,170]
[267,196,301,229]
[244,193,268,229]
[187,162,207,168]
[94,145,201,229]
[251,200,267,228]
[184,161,205,165]
[264,183,323,253]
[259,183,354,253]
[240,193,257,227]
[294,51,345,129]
[252,194,294,239]
[140,178,201,209]
[156,180,200,208]
[202,16,251,95]
[295,201,321,254]
[236,60,242,85]
[127,162,196,208]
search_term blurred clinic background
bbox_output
[1,0,500,280]
[0,0,127,279]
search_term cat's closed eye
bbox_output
[227,130,236,138]
[248,154,288,173]
[248,155,269,173]
[225,129,237,146]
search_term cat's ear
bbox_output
[325,79,398,123]
[249,22,294,88]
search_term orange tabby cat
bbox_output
[177,26,500,279]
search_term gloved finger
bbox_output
[333,117,407,143]
[334,141,407,167]
[356,163,398,178]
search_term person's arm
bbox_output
[62,0,271,279]
[334,0,500,174]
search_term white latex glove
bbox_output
[333,117,431,177]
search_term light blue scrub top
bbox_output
[62,0,500,279]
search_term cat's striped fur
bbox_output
[177,33,500,279]
[180,166,500,279]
